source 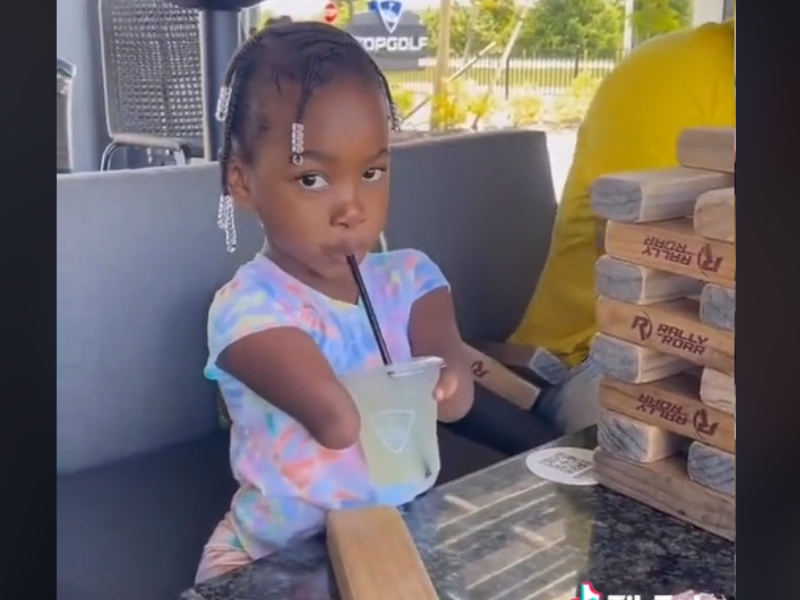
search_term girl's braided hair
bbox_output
[215,21,401,199]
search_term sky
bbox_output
[261,0,440,19]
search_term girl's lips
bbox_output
[327,241,367,259]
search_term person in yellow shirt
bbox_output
[511,19,735,433]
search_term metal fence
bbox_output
[385,55,621,97]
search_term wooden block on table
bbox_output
[699,284,735,332]
[598,408,686,463]
[462,343,541,410]
[595,255,704,305]
[699,368,735,414]
[594,448,735,541]
[687,441,735,497]
[599,375,735,454]
[590,333,695,383]
[605,218,735,288]
[591,167,733,223]
[327,507,440,600]
[471,341,569,386]
[596,296,735,375]
[677,127,735,174]
[693,187,735,242]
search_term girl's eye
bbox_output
[362,168,385,182]
[298,174,329,190]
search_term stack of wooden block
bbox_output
[589,127,735,541]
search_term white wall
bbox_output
[57,0,107,171]
[723,0,734,18]
[692,0,725,25]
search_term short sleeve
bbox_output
[204,274,307,381]
[402,249,450,304]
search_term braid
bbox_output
[336,34,400,130]
[294,48,335,125]
[217,28,271,196]
[289,41,399,132]
[217,20,400,192]
[218,74,243,196]
[373,66,401,130]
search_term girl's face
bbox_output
[229,76,391,282]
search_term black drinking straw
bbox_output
[348,257,431,480]
[346,254,393,366]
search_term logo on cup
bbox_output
[372,409,414,453]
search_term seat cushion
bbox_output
[436,424,505,484]
[56,426,504,600]
[57,431,235,600]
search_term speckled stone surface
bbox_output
[182,428,734,600]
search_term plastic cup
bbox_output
[340,356,444,489]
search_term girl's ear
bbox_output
[227,156,256,210]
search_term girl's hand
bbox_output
[433,367,459,402]
[409,287,474,421]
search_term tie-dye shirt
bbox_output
[205,248,449,559]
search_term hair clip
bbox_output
[215,86,232,122]
[217,193,237,253]
[291,122,304,165]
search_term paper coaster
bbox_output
[524,446,597,486]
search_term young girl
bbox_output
[196,21,475,582]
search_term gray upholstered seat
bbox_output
[57,130,557,599]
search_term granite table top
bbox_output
[182,428,735,600]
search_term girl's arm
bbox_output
[408,287,474,422]
[219,328,360,450]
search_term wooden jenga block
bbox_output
[699,283,735,332]
[596,296,735,375]
[595,255,703,305]
[699,368,735,414]
[687,441,735,497]
[598,409,686,463]
[591,167,733,223]
[677,127,735,173]
[327,507,440,600]
[694,187,735,242]
[605,218,735,288]
[593,448,735,541]
[461,343,541,410]
[599,375,735,454]
[590,333,694,383]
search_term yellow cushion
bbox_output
[510,22,735,367]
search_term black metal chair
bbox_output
[165,0,261,159]
[98,0,205,170]
[57,57,77,174]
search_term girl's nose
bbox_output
[333,195,366,229]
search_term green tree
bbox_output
[420,0,521,56]
[256,8,276,30]
[631,0,692,43]
[519,0,624,58]
[336,0,370,26]
[257,10,294,30]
